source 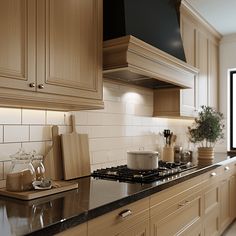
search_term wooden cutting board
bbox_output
[44,125,63,180]
[61,115,91,180]
[0,181,78,200]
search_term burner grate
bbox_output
[91,161,195,183]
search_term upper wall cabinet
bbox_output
[180,0,221,111]
[0,0,103,111]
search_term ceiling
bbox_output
[186,0,236,36]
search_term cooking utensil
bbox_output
[163,129,170,146]
[61,115,91,180]
[44,125,63,180]
[127,151,159,170]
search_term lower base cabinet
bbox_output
[58,160,236,236]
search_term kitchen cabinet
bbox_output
[0,0,103,111]
[55,222,87,236]
[180,1,221,111]
[87,198,149,236]
[150,174,205,236]
[219,163,236,234]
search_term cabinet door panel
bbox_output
[151,196,201,236]
[0,0,36,90]
[37,0,102,99]
[197,30,208,108]
[118,219,149,236]
[208,40,218,109]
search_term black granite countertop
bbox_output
[0,153,235,236]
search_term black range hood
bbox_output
[104,0,186,62]
[103,0,198,89]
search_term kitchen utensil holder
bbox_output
[162,146,174,162]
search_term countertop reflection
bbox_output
[0,153,235,235]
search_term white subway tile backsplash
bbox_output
[91,150,109,164]
[73,111,88,125]
[0,108,21,124]
[22,142,46,156]
[104,101,126,114]
[0,81,223,173]
[4,125,29,142]
[0,143,22,161]
[22,109,46,124]
[30,126,51,141]
[46,111,68,125]
[87,112,104,125]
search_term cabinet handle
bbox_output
[178,203,185,208]
[225,166,230,171]
[119,209,132,218]
[29,83,35,88]
[210,172,217,177]
[38,84,44,89]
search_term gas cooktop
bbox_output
[91,161,197,183]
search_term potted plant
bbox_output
[187,106,224,160]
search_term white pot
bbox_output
[127,151,159,170]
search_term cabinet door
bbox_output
[196,30,208,108]
[0,0,36,91]
[37,0,102,100]
[208,39,219,110]
[230,174,236,220]
[118,219,149,236]
[180,11,198,116]
[203,183,220,236]
[220,178,231,231]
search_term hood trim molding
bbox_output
[103,35,198,89]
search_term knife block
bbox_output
[162,146,174,162]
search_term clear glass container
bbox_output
[6,149,36,192]
[31,154,45,181]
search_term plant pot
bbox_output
[198,147,214,160]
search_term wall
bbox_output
[219,33,236,150]
[0,81,196,180]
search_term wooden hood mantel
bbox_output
[103,35,198,89]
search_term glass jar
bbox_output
[6,149,36,192]
[31,154,45,181]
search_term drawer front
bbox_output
[88,198,149,236]
[151,195,201,236]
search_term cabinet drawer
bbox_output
[88,198,149,236]
[151,194,201,236]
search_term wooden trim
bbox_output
[103,35,198,89]
[181,0,222,40]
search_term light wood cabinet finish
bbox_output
[0,0,36,91]
[55,222,87,236]
[180,1,221,111]
[88,198,149,236]
[59,159,236,236]
[0,0,103,111]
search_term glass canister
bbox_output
[31,154,45,181]
[6,149,36,192]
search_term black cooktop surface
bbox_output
[92,161,196,183]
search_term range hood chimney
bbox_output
[103,0,198,89]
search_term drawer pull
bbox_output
[178,203,185,208]
[225,166,230,171]
[210,172,217,177]
[119,209,132,218]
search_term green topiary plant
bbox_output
[188,106,224,148]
